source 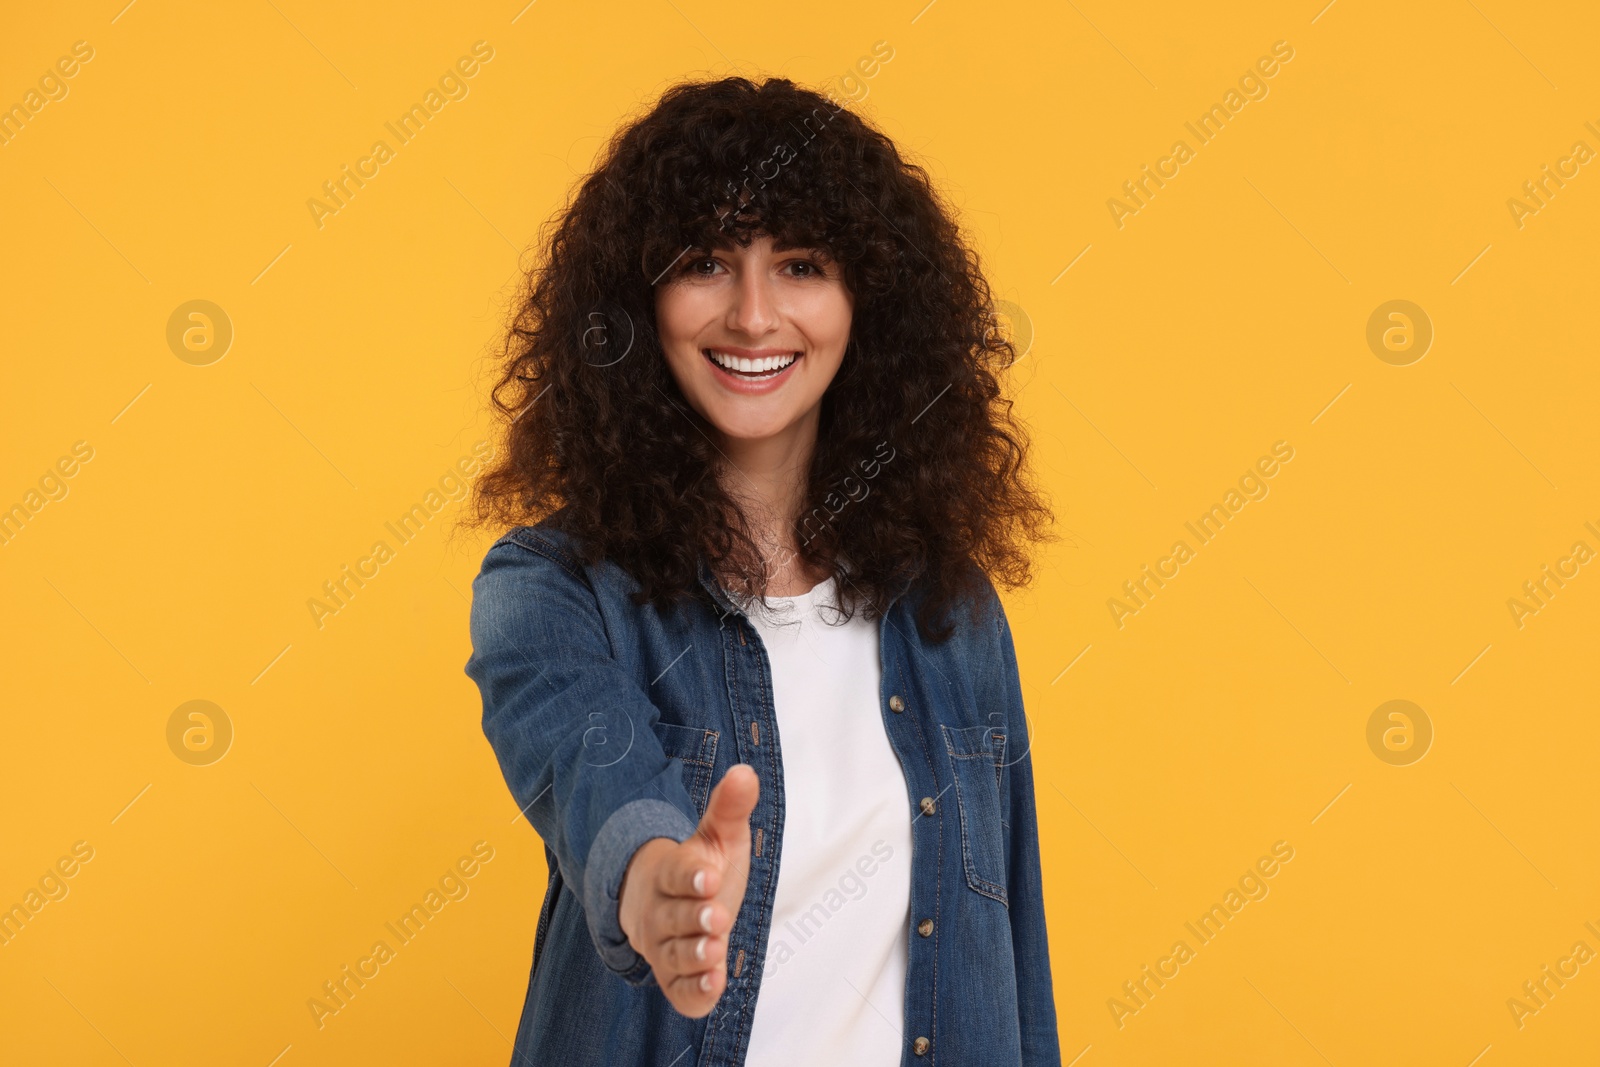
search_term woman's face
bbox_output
[654,233,853,448]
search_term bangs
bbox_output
[673,213,841,262]
[639,103,853,282]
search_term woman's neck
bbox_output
[715,414,829,596]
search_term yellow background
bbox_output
[3,1,1597,1064]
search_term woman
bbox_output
[464,75,1059,1066]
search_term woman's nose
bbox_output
[727,268,778,336]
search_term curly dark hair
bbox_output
[462,75,1053,642]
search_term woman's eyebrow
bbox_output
[689,235,828,256]
[773,242,836,258]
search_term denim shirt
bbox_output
[464,517,1061,1066]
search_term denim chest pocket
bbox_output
[654,722,720,819]
[941,723,1008,905]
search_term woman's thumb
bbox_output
[699,764,759,841]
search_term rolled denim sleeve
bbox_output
[465,535,700,983]
[995,597,1063,1066]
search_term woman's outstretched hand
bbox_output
[617,764,760,1017]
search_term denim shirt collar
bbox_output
[693,553,742,618]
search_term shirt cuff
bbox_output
[582,797,698,982]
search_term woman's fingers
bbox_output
[654,896,725,942]
[663,962,727,1018]
[663,932,723,972]
[660,845,721,899]
[636,894,725,974]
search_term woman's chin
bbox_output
[704,409,800,444]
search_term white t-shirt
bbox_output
[742,575,913,1067]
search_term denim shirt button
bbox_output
[919,796,936,816]
[889,694,905,712]
[912,1036,930,1056]
[917,918,933,937]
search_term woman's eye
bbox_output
[680,255,827,278]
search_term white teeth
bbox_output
[704,350,798,376]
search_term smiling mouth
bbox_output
[701,348,801,380]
